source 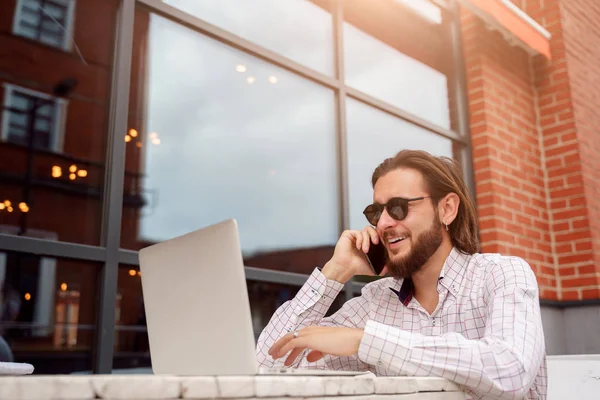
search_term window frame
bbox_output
[12,0,77,51]
[1,82,68,153]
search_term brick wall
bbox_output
[461,11,556,299]
[559,0,600,298]
[462,0,600,301]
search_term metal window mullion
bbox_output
[346,87,466,144]
[94,0,135,375]
[448,0,476,202]
[0,234,107,261]
[332,0,354,303]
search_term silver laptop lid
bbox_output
[139,219,257,376]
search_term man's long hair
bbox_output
[371,150,480,254]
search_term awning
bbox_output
[457,0,552,59]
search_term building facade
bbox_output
[0,0,598,374]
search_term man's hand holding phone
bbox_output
[321,226,388,284]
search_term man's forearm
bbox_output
[255,268,344,367]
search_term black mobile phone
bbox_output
[365,241,387,275]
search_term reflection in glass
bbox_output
[0,1,119,245]
[394,0,442,24]
[343,22,451,128]
[346,99,454,230]
[124,14,339,257]
[0,252,99,373]
[163,0,334,75]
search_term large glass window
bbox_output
[346,98,454,231]
[1,0,468,375]
[162,0,334,76]
[0,252,99,374]
[121,14,339,258]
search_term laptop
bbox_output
[138,219,368,376]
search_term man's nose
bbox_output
[376,208,397,232]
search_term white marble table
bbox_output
[0,374,465,399]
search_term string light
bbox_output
[0,200,20,213]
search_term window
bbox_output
[346,98,454,231]
[1,83,66,152]
[12,0,76,50]
[342,0,452,129]
[121,14,339,255]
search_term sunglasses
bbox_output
[363,196,430,226]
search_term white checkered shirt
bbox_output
[256,248,547,400]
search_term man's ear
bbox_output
[438,193,460,226]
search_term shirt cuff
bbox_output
[358,320,411,371]
[294,268,345,312]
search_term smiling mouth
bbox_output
[388,236,407,244]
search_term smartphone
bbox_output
[364,241,387,275]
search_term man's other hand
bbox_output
[268,326,364,366]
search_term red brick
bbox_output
[582,288,600,300]
[542,289,559,301]
[577,265,598,275]
[561,290,580,301]
[558,267,575,276]
[575,241,593,251]
[562,276,599,289]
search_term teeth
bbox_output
[389,236,406,244]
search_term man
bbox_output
[256,150,547,400]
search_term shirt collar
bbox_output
[389,247,471,304]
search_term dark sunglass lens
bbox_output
[363,205,381,225]
[387,199,408,221]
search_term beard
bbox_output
[386,216,444,280]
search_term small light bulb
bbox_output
[129,269,136,276]
[19,202,29,213]
[236,64,247,72]
[247,76,256,84]
[52,166,62,178]
[60,283,67,291]
[268,76,278,84]
[69,165,77,173]
[24,293,31,301]
[69,173,76,180]
[129,129,138,138]
[125,135,132,143]
[77,170,87,177]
